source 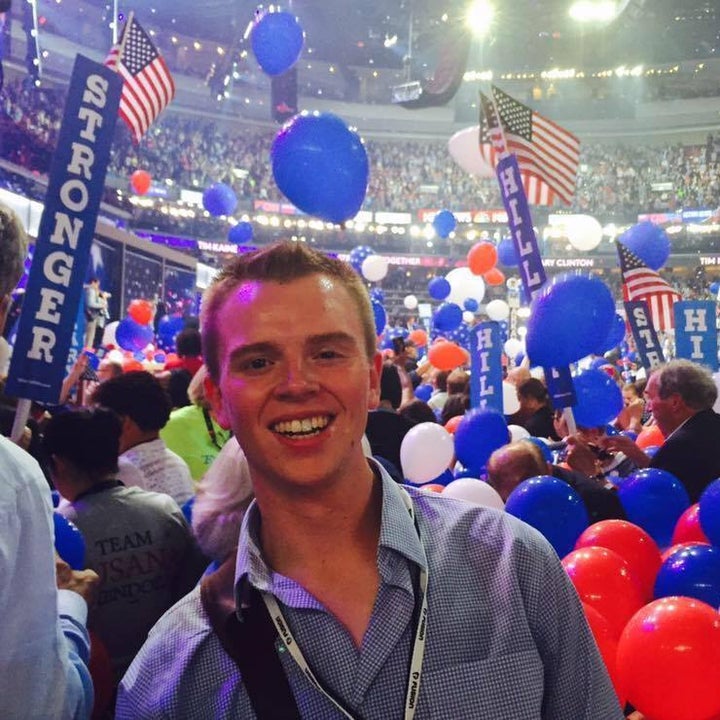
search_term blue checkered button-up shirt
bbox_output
[117,465,623,719]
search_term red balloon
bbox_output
[673,503,711,545]
[575,520,662,602]
[582,604,624,707]
[636,424,665,450]
[127,298,153,326]
[409,328,428,347]
[130,169,152,195]
[562,546,645,639]
[483,267,506,286]
[428,341,467,371]
[420,483,445,493]
[617,597,720,720]
[122,358,144,373]
[444,415,463,434]
[467,242,497,275]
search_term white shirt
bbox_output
[0,435,93,720]
[118,437,194,506]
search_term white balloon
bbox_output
[442,478,505,510]
[504,338,524,357]
[445,266,486,306]
[508,424,530,442]
[503,382,521,415]
[563,214,603,252]
[400,422,455,484]
[102,320,118,347]
[361,254,388,282]
[404,294,418,310]
[447,126,497,178]
[462,310,475,324]
[486,299,510,322]
[107,348,124,364]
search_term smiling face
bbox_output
[208,274,381,497]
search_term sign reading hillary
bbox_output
[5,55,121,403]
[470,321,503,412]
[674,301,718,371]
[495,154,547,302]
[624,300,665,370]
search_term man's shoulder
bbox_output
[0,435,48,500]
[407,487,555,563]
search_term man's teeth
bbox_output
[273,416,330,436]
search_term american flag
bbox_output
[479,86,580,206]
[105,13,175,143]
[617,240,680,331]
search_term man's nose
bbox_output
[276,359,320,396]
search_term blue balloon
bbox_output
[272,112,369,224]
[372,299,387,337]
[497,237,519,267]
[654,544,720,608]
[572,369,624,428]
[203,182,237,217]
[604,424,619,436]
[348,245,375,273]
[428,276,451,301]
[699,478,720,546]
[618,468,690,548]
[53,513,85,570]
[526,275,615,368]
[433,303,463,333]
[251,10,304,76]
[463,298,479,313]
[116,317,154,352]
[51,490,60,508]
[432,210,456,239]
[415,383,433,402]
[620,430,638,441]
[505,475,589,558]
[595,313,626,354]
[228,221,253,244]
[710,281,720,295]
[618,221,670,270]
[370,287,385,303]
[454,408,510,476]
[154,352,167,364]
[527,437,553,463]
[427,468,455,487]
[181,496,195,526]
[644,445,661,458]
[82,350,99,370]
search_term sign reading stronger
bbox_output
[5,55,121,403]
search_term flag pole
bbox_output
[112,0,119,44]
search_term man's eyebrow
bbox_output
[228,342,279,360]
[308,332,359,347]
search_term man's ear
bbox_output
[205,374,232,430]
[367,352,383,410]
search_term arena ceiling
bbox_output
[82,0,718,71]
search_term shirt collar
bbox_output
[234,459,428,599]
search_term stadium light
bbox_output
[465,0,495,38]
[568,1,618,23]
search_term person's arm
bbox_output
[601,434,651,468]
[58,354,88,405]
[55,556,100,720]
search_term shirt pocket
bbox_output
[418,650,544,719]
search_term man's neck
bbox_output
[255,464,382,576]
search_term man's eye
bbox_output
[317,350,342,360]
[245,358,271,371]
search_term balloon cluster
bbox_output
[115,299,155,353]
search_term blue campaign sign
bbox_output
[469,322,503,412]
[545,365,577,409]
[5,55,121,403]
[495,154,547,302]
[624,301,665,370]
[674,301,718,370]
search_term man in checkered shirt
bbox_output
[117,242,622,719]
